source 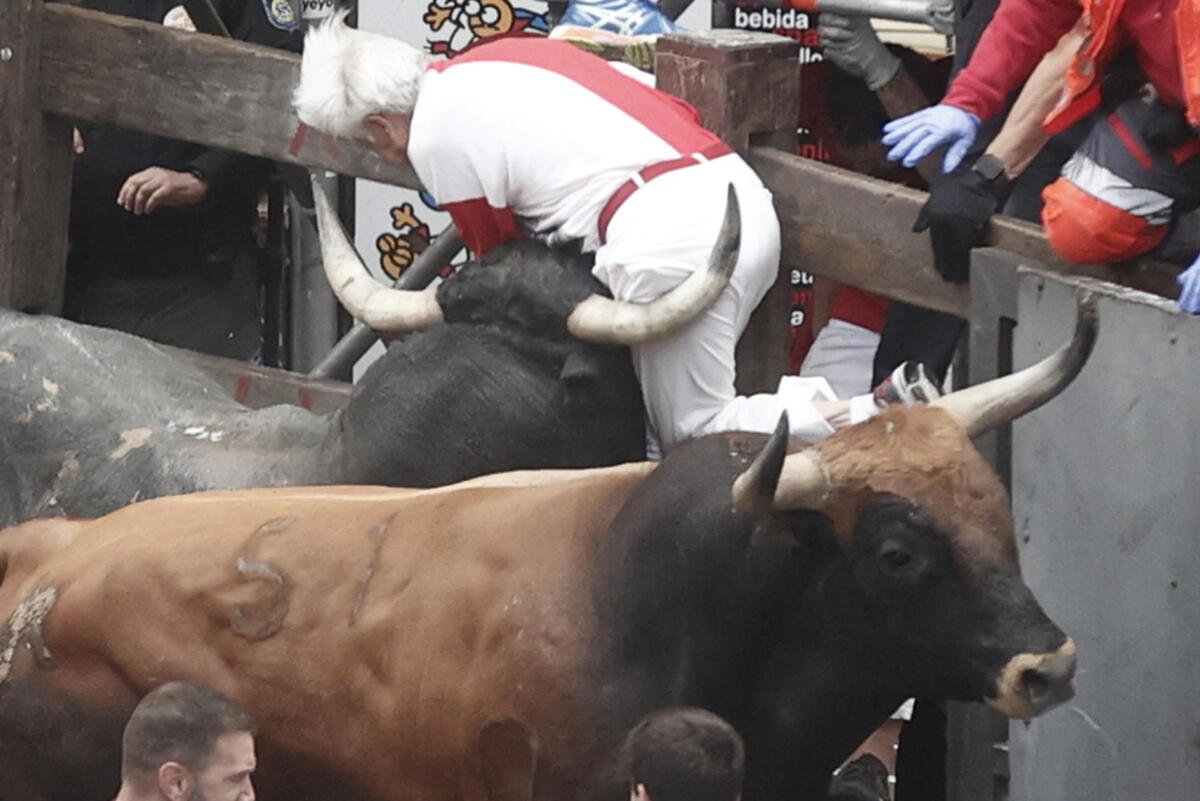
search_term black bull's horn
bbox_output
[735,292,1100,511]
[310,174,741,343]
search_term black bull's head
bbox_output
[0,188,741,527]
[594,295,1095,800]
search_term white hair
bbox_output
[293,11,433,139]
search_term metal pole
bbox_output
[307,225,464,380]
[288,176,342,371]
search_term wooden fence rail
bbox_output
[1,3,1183,377]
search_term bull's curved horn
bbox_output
[772,448,833,511]
[566,183,741,345]
[730,413,833,512]
[311,174,443,331]
[933,291,1098,438]
[732,413,790,512]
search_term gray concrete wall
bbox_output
[1007,271,1200,800]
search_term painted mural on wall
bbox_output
[354,0,552,285]
[421,0,550,56]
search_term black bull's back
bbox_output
[0,416,1075,801]
[0,240,646,527]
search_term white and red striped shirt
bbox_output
[407,38,726,256]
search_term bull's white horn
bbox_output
[933,291,1098,438]
[311,174,443,332]
[772,449,833,511]
[566,183,741,345]
[731,413,831,512]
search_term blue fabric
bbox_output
[881,104,982,173]
[557,0,679,37]
[1176,253,1200,313]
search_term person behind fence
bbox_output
[113,681,257,801]
[621,707,744,801]
[292,15,937,457]
[65,0,302,361]
[881,0,1200,312]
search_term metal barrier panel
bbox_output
[1007,270,1200,800]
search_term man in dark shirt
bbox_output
[66,0,302,360]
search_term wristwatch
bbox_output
[184,165,208,184]
[970,153,1010,186]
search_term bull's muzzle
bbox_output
[986,638,1077,719]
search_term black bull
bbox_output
[0,295,1097,801]
[0,239,646,528]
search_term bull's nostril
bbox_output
[1023,668,1051,696]
[1021,650,1077,713]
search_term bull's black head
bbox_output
[592,295,1095,800]
[436,239,599,340]
[329,243,646,488]
[781,407,1076,717]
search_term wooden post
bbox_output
[656,30,800,395]
[0,0,73,313]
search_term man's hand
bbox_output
[116,167,208,215]
[882,104,981,173]
[1176,253,1200,313]
[913,162,1010,282]
[72,128,85,158]
[818,13,901,91]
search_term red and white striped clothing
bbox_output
[408,38,725,256]
[406,39,853,452]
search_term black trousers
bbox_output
[64,249,262,361]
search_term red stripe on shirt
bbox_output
[1107,112,1155,169]
[429,38,724,155]
[440,197,522,256]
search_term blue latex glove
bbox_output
[881,105,982,173]
[1176,252,1200,313]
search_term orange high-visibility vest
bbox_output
[1045,0,1200,133]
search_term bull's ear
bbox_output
[732,413,789,512]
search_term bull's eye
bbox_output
[877,539,927,579]
[881,547,912,571]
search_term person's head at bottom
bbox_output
[116,681,256,801]
[622,707,745,801]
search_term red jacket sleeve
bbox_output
[942,0,1082,121]
[441,197,523,257]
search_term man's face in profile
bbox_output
[190,731,256,801]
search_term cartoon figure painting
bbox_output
[422,0,549,56]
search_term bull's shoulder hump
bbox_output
[130,461,659,507]
[450,461,657,489]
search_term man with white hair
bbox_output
[294,17,924,455]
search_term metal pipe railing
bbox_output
[307,224,465,380]
[714,0,954,33]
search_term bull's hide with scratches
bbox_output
[0,293,1096,801]
[0,240,646,529]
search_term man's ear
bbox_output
[631,783,652,801]
[362,113,392,146]
[158,762,192,801]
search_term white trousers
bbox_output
[799,318,881,400]
[593,155,846,455]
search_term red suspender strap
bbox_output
[597,141,733,245]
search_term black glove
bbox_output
[913,158,1011,282]
[1140,101,1194,152]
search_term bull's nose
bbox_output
[986,637,1078,719]
[1021,647,1076,715]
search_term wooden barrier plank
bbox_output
[747,147,1183,319]
[37,3,419,188]
[164,345,353,413]
[0,0,72,314]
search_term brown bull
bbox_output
[0,296,1096,801]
